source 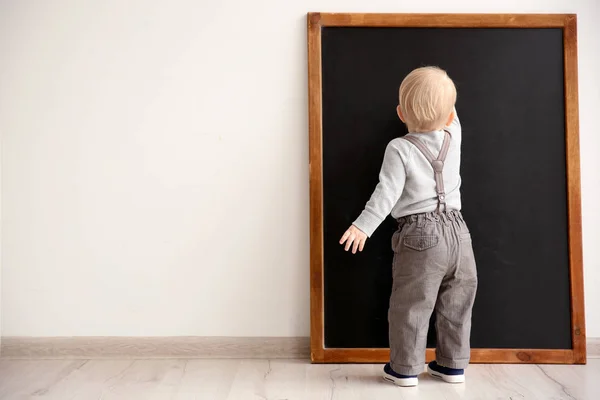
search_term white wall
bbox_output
[1,0,598,338]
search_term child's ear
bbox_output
[446,110,455,126]
[396,105,405,123]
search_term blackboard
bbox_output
[308,13,585,364]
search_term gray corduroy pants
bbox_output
[389,210,478,376]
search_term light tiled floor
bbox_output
[1,358,599,399]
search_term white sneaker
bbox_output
[427,361,465,383]
[382,363,419,387]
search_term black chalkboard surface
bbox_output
[308,14,585,364]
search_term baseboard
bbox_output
[2,336,598,360]
[0,336,310,359]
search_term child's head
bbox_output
[397,66,457,133]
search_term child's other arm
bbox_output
[340,141,406,253]
[445,107,461,141]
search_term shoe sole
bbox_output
[382,372,418,387]
[427,365,465,383]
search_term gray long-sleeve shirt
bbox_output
[353,113,463,237]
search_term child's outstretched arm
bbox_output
[445,107,461,140]
[339,141,406,254]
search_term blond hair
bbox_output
[399,66,457,133]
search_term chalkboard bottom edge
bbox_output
[311,348,585,365]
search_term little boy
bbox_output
[339,66,477,386]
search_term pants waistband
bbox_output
[397,210,464,226]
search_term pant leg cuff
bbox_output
[435,355,469,369]
[435,354,470,370]
[390,361,424,376]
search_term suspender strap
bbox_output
[403,131,451,213]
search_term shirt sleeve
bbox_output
[445,107,461,142]
[352,141,407,237]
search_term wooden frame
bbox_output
[308,13,585,364]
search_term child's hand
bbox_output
[339,225,367,254]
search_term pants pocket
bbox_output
[403,235,439,251]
